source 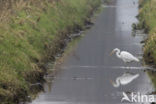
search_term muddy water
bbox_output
[27,0,154,104]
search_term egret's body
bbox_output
[111,72,139,87]
[111,48,139,63]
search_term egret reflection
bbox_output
[111,72,140,87]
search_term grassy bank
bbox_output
[138,0,156,65]
[0,0,101,103]
[138,0,156,88]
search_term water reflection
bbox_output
[111,72,140,87]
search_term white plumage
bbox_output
[110,48,139,63]
[111,72,140,87]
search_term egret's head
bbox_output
[110,48,120,56]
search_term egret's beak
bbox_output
[110,80,114,85]
[110,50,115,56]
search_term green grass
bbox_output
[0,0,101,103]
[138,0,156,65]
[138,0,156,89]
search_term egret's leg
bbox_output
[125,62,130,73]
[124,62,127,68]
[125,62,128,69]
[127,63,130,69]
[124,62,127,71]
[123,62,126,70]
[123,63,125,69]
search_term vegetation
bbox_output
[148,72,156,88]
[138,0,156,65]
[0,0,101,103]
[138,0,156,88]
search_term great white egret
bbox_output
[110,72,139,87]
[110,48,139,63]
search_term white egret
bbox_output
[110,48,139,63]
[110,72,139,87]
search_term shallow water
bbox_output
[27,0,154,104]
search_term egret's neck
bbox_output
[113,78,120,87]
[116,50,121,58]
